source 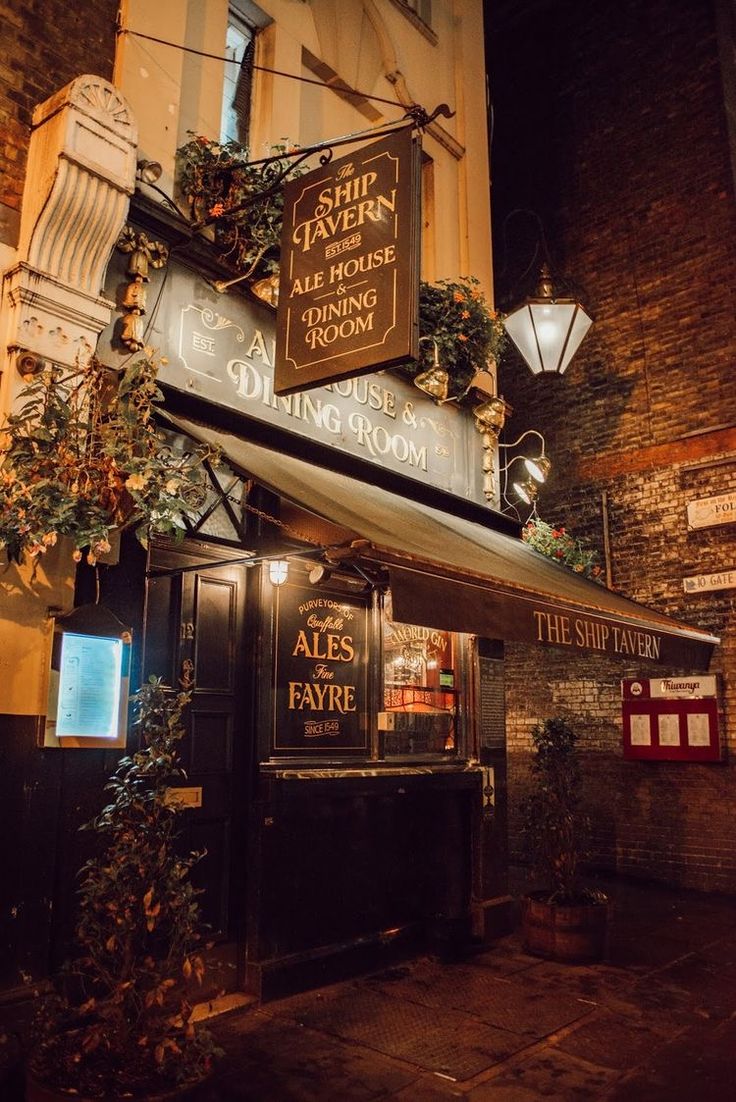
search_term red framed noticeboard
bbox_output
[622,677,721,761]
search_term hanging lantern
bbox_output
[504,264,592,375]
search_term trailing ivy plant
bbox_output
[0,354,213,567]
[403,277,507,395]
[28,678,220,1099]
[177,133,303,279]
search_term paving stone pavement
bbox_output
[4,875,734,1099]
[194,875,736,1101]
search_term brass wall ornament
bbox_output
[472,396,510,503]
[116,227,169,351]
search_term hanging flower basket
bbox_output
[0,354,214,567]
[522,517,603,581]
[176,134,303,281]
[404,276,507,395]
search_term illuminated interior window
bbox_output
[382,594,459,757]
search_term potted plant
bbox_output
[25,678,220,1101]
[0,353,212,568]
[519,716,609,962]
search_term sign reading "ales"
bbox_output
[275,129,420,394]
[273,582,369,754]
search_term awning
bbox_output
[167,413,719,669]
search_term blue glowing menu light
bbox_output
[55,632,123,740]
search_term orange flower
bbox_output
[461,310,470,319]
[458,333,468,342]
[209,202,225,217]
[453,291,465,303]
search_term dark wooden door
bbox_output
[143,540,249,992]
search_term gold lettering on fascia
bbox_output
[533,610,662,660]
[225,354,429,473]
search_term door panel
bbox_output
[192,574,238,692]
[143,543,249,989]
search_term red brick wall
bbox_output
[0,0,118,246]
[490,0,736,892]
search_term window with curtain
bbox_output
[220,7,256,146]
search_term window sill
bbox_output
[260,760,477,780]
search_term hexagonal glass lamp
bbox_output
[504,264,592,375]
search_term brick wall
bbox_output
[490,0,736,892]
[0,0,118,246]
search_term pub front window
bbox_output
[382,596,461,758]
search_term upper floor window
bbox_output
[389,0,434,34]
[404,0,432,25]
[220,7,256,146]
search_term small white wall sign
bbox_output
[683,569,736,594]
[687,491,736,530]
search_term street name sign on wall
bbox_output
[275,128,420,394]
[687,491,736,529]
[683,568,736,594]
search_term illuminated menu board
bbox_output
[56,632,124,740]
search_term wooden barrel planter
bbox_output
[521,892,610,963]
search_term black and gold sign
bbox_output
[273,583,369,753]
[275,129,420,395]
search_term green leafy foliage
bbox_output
[0,354,213,566]
[403,277,507,393]
[177,133,302,278]
[521,717,602,905]
[30,678,220,1098]
[522,517,603,581]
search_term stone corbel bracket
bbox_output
[3,75,137,387]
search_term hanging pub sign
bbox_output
[274,127,421,395]
[273,581,369,754]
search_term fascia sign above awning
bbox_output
[166,413,719,670]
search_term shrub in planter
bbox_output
[26,679,220,1100]
[519,716,609,962]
